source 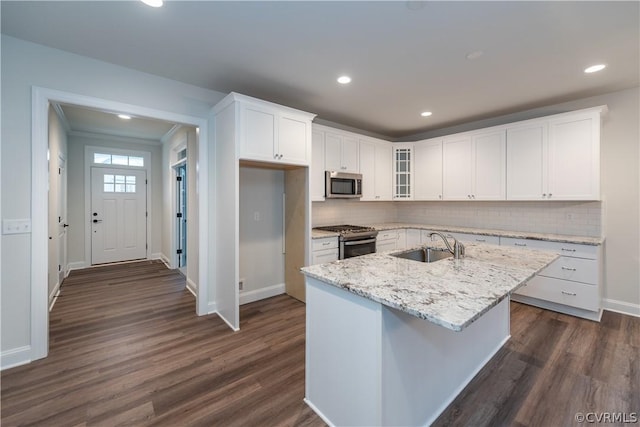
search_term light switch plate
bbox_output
[2,219,32,235]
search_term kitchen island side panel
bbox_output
[381,297,510,426]
[305,277,383,427]
[305,276,511,426]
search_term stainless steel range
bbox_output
[314,225,378,259]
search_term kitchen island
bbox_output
[300,242,559,427]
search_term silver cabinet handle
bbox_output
[438,195,442,199]
[542,193,547,197]
[322,242,331,246]
[561,266,577,271]
[514,243,527,247]
[475,238,486,242]
[561,248,576,252]
[343,238,377,246]
[561,291,577,296]
[548,193,552,198]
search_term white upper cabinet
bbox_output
[374,142,393,201]
[311,130,326,201]
[442,135,473,200]
[413,138,443,201]
[506,106,604,201]
[442,129,505,200]
[325,132,359,173]
[361,139,393,201]
[472,129,506,200]
[547,111,601,200]
[230,93,315,166]
[506,122,548,200]
[393,144,413,200]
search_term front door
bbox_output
[91,167,147,265]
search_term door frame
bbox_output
[85,147,152,265]
[169,134,188,271]
[31,86,211,362]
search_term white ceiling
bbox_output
[57,104,177,143]
[3,1,639,139]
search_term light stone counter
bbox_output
[301,242,558,331]
[365,222,603,245]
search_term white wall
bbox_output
[239,167,285,298]
[47,106,68,301]
[1,35,224,358]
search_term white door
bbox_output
[374,142,392,200]
[472,130,506,200]
[414,139,443,200]
[58,157,68,284]
[359,141,376,200]
[91,167,147,265]
[443,135,472,200]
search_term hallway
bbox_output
[1,261,323,426]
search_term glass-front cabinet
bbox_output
[393,144,413,200]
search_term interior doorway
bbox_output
[175,162,187,274]
[32,87,211,363]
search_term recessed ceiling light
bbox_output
[466,50,484,60]
[118,114,132,120]
[584,64,606,74]
[337,76,352,84]
[141,0,163,7]
[420,111,433,117]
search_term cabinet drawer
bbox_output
[377,230,398,241]
[312,237,338,251]
[514,276,599,311]
[449,232,500,245]
[312,248,339,265]
[500,237,598,259]
[538,256,598,285]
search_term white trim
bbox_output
[186,277,198,297]
[49,281,62,310]
[70,130,162,146]
[239,283,286,305]
[67,261,87,271]
[602,298,640,318]
[511,294,603,322]
[31,86,211,365]
[161,124,183,144]
[1,346,32,371]
[304,398,335,427]
[85,152,151,266]
[208,302,218,316]
[51,103,71,132]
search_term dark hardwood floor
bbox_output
[1,260,638,426]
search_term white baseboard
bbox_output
[304,398,335,427]
[1,346,32,371]
[208,301,217,315]
[240,283,285,305]
[49,282,62,312]
[602,298,640,318]
[186,277,197,297]
[67,261,86,271]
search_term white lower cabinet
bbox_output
[448,232,500,245]
[312,237,339,265]
[502,237,602,320]
[377,229,405,252]
[405,229,422,248]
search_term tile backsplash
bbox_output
[313,200,602,237]
[312,200,397,227]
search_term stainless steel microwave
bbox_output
[325,171,362,199]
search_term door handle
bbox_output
[93,219,102,223]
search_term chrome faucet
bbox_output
[428,232,465,259]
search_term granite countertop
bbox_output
[312,222,603,245]
[301,242,559,332]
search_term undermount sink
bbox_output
[392,247,453,263]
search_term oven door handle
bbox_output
[343,238,377,246]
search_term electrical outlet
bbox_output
[565,213,574,220]
[253,211,260,221]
